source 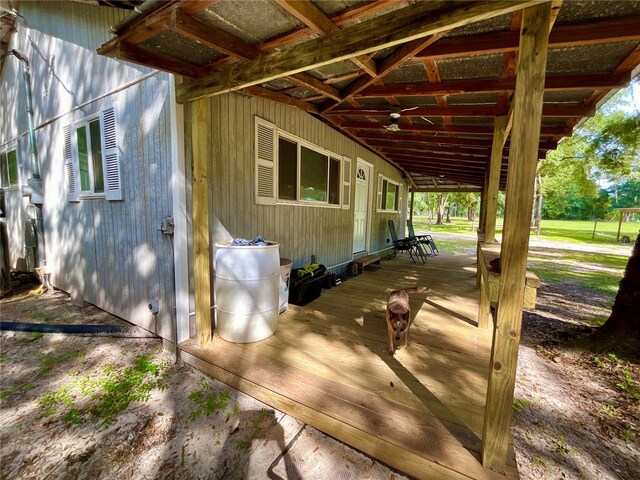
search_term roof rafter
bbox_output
[414,14,640,60]
[274,0,377,76]
[176,0,544,102]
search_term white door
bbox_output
[353,162,370,253]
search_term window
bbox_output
[76,118,105,194]
[0,148,19,188]
[377,175,403,213]
[64,106,122,202]
[255,117,346,207]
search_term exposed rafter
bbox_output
[176,0,543,102]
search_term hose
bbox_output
[0,322,158,338]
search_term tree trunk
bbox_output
[435,193,447,225]
[445,206,451,223]
[535,174,542,236]
[584,232,640,358]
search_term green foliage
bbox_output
[0,388,15,400]
[30,332,44,341]
[513,398,533,414]
[550,433,577,456]
[0,354,7,364]
[31,310,57,322]
[538,85,640,220]
[609,180,640,208]
[616,369,640,402]
[39,349,85,375]
[37,354,167,426]
[187,378,232,421]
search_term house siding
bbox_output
[1,2,175,341]
[185,92,407,316]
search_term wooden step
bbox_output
[353,254,381,273]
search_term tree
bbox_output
[582,232,640,358]
[537,84,639,221]
[435,193,449,225]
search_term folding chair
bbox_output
[388,220,426,263]
[407,219,439,256]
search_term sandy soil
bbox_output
[1,257,639,479]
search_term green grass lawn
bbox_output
[411,216,635,295]
[412,216,639,245]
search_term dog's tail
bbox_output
[403,287,431,294]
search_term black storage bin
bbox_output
[289,265,327,306]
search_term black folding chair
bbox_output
[388,220,426,263]
[407,219,439,256]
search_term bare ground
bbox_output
[1,259,639,479]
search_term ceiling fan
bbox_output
[383,106,419,132]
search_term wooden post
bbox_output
[478,171,488,235]
[617,210,623,242]
[592,219,598,240]
[484,115,507,243]
[482,3,551,473]
[409,189,415,222]
[191,99,213,346]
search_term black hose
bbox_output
[0,322,157,338]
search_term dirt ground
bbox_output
[1,257,639,479]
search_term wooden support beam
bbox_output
[484,116,507,244]
[241,86,320,113]
[414,14,640,60]
[358,132,492,147]
[275,0,377,76]
[378,144,491,158]
[171,9,340,101]
[482,3,551,472]
[409,189,415,222]
[111,41,204,78]
[176,0,543,102]
[356,73,630,98]
[326,104,592,118]
[259,0,401,51]
[339,120,571,137]
[324,33,447,113]
[191,99,213,347]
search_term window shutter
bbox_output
[397,183,403,213]
[255,117,276,205]
[64,125,79,202]
[377,174,383,212]
[341,156,351,210]
[100,106,123,201]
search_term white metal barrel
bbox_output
[214,241,280,343]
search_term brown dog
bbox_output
[386,287,430,355]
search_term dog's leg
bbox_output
[386,310,395,355]
[399,319,410,350]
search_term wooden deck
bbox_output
[179,252,519,479]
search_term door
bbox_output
[353,161,370,253]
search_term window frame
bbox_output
[72,113,105,198]
[377,175,402,213]
[276,130,343,208]
[0,142,20,189]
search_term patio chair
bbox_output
[407,219,439,256]
[388,220,426,263]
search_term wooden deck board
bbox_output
[180,253,519,479]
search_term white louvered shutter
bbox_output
[397,183,403,213]
[341,156,351,210]
[377,174,383,212]
[100,106,123,201]
[64,124,79,202]
[255,117,276,205]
